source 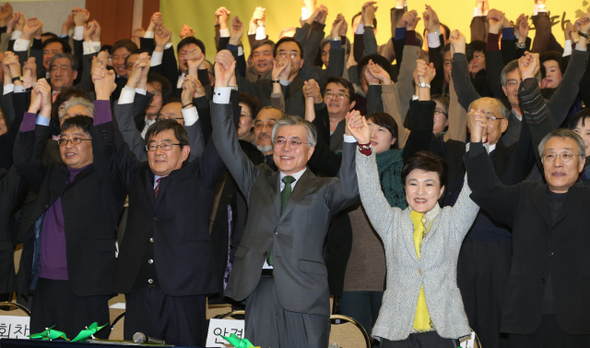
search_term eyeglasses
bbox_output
[434,108,448,117]
[325,92,349,100]
[58,137,91,146]
[278,51,299,59]
[542,152,582,163]
[474,54,484,59]
[506,80,520,88]
[485,115,504,121]
[274,139,309,148]
[145,142,181,152]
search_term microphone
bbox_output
[132,332,166,345]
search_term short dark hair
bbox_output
[50,53,78,71]
[145,119,189,149]
[177,37,206,55]
[257,105,285,119]
[325,76,356,104]
[147,73,173,100]
[432,94,450,117]
[357,54,390,82]
[540,50,565,76]
[440,23,450,42]
[367,112,399,149]
[61,115,93,137]
[469,40,487,54]
[43,37,71,53]
[41,32,58,40]
[274,37,304,58]
[239,92,262,118]
[569,108,590,130]
[401,151,448,188]
[111,39,138,56]
[125,48,150,66]
[352,12,377,28]
[252,39,275,53]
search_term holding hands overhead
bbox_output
[180,24,195,39]
[303,79,322,104]
[449,29,466,55]
[92,52,116,100]
[422,4,440,34]
[28,78,52,117]
[214,50,236,88]
[346,110,369,143]
[518,51,540,81]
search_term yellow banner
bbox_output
[161,0,586,60]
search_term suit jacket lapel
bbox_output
[531,185,552,227]
[267,170,281,218]
[552,182,584,227]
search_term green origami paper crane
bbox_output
[71,322,108,342]
[220,333,256,348]
[29,326,67,340]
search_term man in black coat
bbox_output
[14,79,125,338]
[90,57,226,346]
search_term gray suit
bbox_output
[211,101,358,347]
[356,150,479,341]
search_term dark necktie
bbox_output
[154,178,161,199]
[280,175,296,214]
[267,176,296,266]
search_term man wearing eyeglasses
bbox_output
[466,122,590,347]
[13,79,126,339]
[90,57,226,346]
[212,50,358,348]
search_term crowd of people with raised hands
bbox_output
[0,0,589,347]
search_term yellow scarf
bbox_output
[410,210,432,331]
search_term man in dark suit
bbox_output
[90,56,226,346]
[211,50,358,348]
[13,79,125,339]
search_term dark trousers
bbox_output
[245,277,330,348]
[381,331,458,347]
[124,286,207,346]
[457,240,511,348]
[339,290,383,336]
[30,277,110,339]
[509,314,590,348]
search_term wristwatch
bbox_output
[417,82,431,89]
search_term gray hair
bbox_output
[501,59,541,87]
[59,97,95,120]
[538,129,586,158]
[271,115,317,147]
[50,53,78,71]
[467,97,510,120]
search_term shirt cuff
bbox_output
[562,40,572,56]
[36,115,50,126]
[144,31,154,39]
[301,7,311,21]
[182,106,199,127]
[575,42,586,52]
[427,32,441,48]
[395,27,406,40]
[473,7,482,17]
[3,84,14,95]
[280,79,290,86]
[219,28,230,38]
[13,38,29,51]
[343,134,357,143]
[136,88,147,95]
[14,85,25,93]
[93,100,113,125]
[151,50,163,67]
[118,86,135,105]
[395,1,406,9]
[356,23,365,35]
[73,26,84,40]
[10,30,21,40]
[213,87,232,104]
[255,26,266,40]
[502,27,515,41]
[83,41,101,55]
[20,112,37,132]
